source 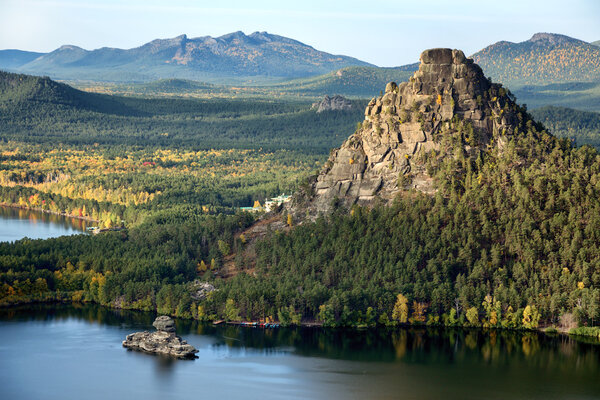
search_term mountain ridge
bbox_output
[3,31,373,83]
[472,32,600,86]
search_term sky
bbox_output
[1,0,599,66]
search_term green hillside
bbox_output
[0,71,142,115]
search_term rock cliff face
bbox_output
[123,316,198,359]
[304,48,521,214]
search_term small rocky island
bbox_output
[122,316,198,359]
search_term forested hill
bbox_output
[220,49,600,329]
[0,71,142,116]
[472,33,600,86]
[2,51,600,331]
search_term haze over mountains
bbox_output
[0,31,372,84]
[1,31,600,111]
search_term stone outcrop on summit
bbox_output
[303,48,521,214]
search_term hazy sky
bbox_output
[1,0,599,66]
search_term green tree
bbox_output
[224,298,241,321]
[217,240,231,257]
[318,304,336,327]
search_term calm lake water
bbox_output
[0,207,89,242]
[0,305,599,400]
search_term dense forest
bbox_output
[1,70,600,334]
[0,71,364,152]
[0,71,359,225]
[0,144,321,226]
[530,106,600,147]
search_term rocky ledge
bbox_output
[122,316,198,359]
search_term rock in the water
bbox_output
[312,95,353,113]
[293,48,522,215]
[123,316,198,359]
[153,315,176,333]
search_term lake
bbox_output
[0,305,599,400]
[0,207,89,242]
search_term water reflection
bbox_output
[0,206,89,242]
[2,304,599,369]
[1,304,599,400]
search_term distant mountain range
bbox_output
[2,32,600,109]
[0,31,372,84]
[472,33,600,86]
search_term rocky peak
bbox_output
[298,48,521,215]
[312,95,353,113]
[528,32,581,45]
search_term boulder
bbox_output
[123,316,198,359]
[153,315,176,333]
[420,48,453,65]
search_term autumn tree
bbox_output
[392,293,409,323]
[466,307,480,327]
[522,305,540,329]
[410,301,427,324]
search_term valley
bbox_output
[1,48,600,334]
[1,1,600,398]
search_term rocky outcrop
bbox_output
[301,48,521,214]
[190,280,216,301]
[123,316,198,359]
[312,95,353,113]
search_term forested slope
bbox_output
[0,71,364,152]
[1,62,600,332]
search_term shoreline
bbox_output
[0,202,100,224]
[0,297,588,337]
